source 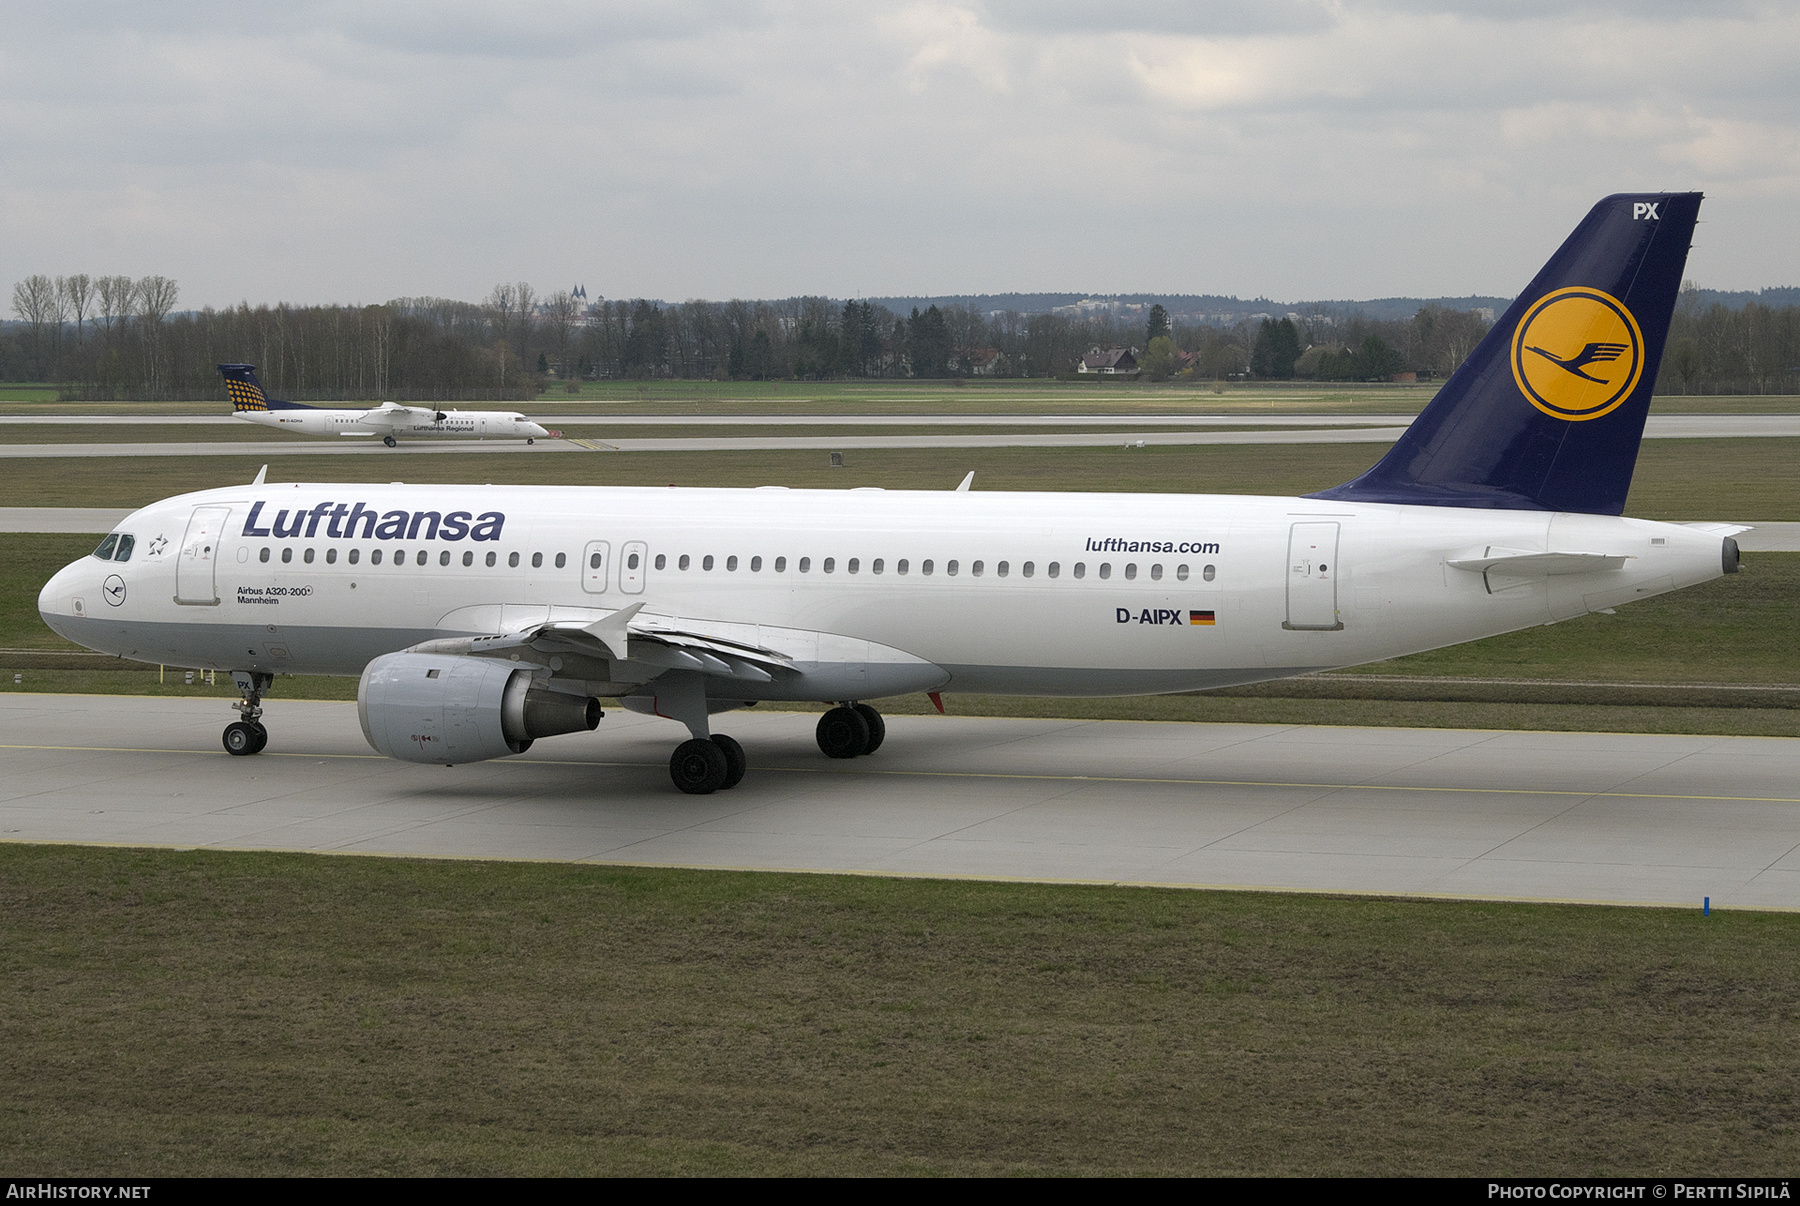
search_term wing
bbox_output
[412,602,796,686]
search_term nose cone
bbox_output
[37,558,84,641]
[524,421,550,438]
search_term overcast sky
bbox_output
[4,1,1795,309]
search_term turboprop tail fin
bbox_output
[1309,192,1701,515]
[218,363,313,413]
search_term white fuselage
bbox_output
[234,408,549,440]
[38,483,1729,699]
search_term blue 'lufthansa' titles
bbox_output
[242,501,505,542]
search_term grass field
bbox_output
[0,436,1796,518]
[2,844,1794,1176]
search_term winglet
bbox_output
[954,472,974,492]
[251,464,267,486]
[584,602,646,662]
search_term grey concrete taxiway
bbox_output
[4,694,1797,910]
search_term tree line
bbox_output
[6,273,1794,398]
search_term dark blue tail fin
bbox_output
[218,363,312,412]
[1309,192,1701,515]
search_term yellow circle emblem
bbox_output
[1509,286,1644,421]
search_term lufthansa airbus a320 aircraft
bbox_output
[42,194,1741,795]
[223,363,553,447]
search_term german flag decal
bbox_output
[1189,610,1215,626]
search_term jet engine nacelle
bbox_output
[358,651,601,765]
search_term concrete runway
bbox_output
[0,414,1796,458]
[4,694,1797,910]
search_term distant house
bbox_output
[964,348,1008,376]
[1079,346,1138,376]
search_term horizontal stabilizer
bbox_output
[1447,548,1630,576]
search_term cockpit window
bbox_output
[113,534,135,562]
[92,534,119,561]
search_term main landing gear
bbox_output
[223,670,274,756]
[669,735,747,795]
[816,703,885,759]
[382,435,398,447]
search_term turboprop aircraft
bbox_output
[41,193,1742,795]
[222,363,554,447]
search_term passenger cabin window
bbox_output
[509,552,520,568]
[872,558,883,574]
[628,552,640,570]
[703,555,714,571]
[304,548,315,564]
[1150,564,1162,580]
[462,551,473,566]
[1098,563,1111,579]
[774,556,787,572]
[727,555,738,571]
[847,558,858,574]
[259,548,271,563]
[922,560,933,576]
[997,561,1008,577]
[1201,564,1214,581]
[823,558,835,573]
[1048,562,1059,578]
[1072,563,1085,579]
[532,552,543,568]
[678,554,690,570]
[439,551,450,566]
[1123,563,1136,580]
[751,556,762,572]
[971,561,983,577]
[281,548,293,564]
[349,549,360,565]
[898,559,909,575]
[947,560,959,576]
[326,548,337,565]
[799,557,811,573]
[1023,562,1034,578]
[556,553,567,569]
[485,551,496,567]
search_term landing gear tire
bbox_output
[382,435,397,448]
[223,721,262,756]
[248,722,268,754]
[526,437,535,445]
[671,737,729,794]
[852,704,885,755]
[711,734,747,790]
[817,706,871,759]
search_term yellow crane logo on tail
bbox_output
[1509,286,1644,421]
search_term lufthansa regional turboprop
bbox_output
[222,363,553,447]
[41,193,1741,795]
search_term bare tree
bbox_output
[514,281,537,368]
[133,275,179,323]
[486,283,516,347]
[60,274,92,343]
[541,290,579,378]
[95,275,134,337]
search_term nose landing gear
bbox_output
[223,671,274,756]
